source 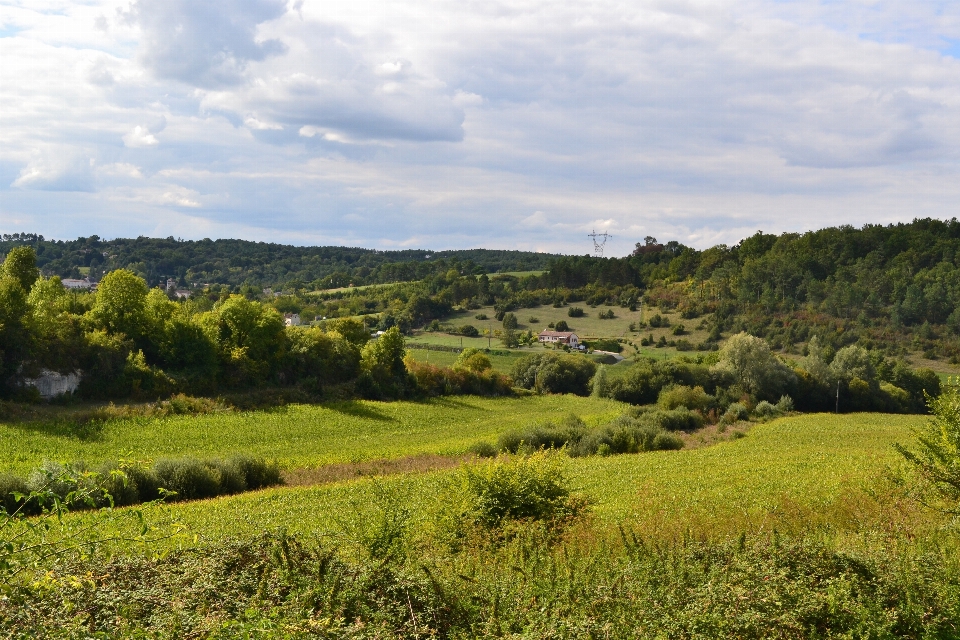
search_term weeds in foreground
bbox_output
[1,524,957,638]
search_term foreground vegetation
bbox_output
[3,409,959,637]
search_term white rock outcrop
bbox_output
[22,370,81,399]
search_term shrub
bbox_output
[554,320,570,332]
[496,412,687,458]
[406,358,513,397]
[458,324,479,337]
[598,309,615,320]
[776,395,794,412]
[645,408,704,431]
[474,313,488,320]
[590,338,622,353]
[658,385,716,412]
[895,386,960,513]
[232,455,282,490]
[458,451,583,528]
[511,352,597,396]
[0,473,32,515]
[454,348,491,372]
[722,402,749,423]
[672,324,686,336]
[468,441,498,458]
[649,314,669,328]
[153,458,222,501]
[502,313,518,330]
[568,307,584,318]
[528,316,539,324]
[753,400,779,417]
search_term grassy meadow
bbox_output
[0,395,625,476]
[6,400,959,637]
[52,411,927,549]
[409,303,718,360]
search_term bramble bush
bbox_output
[0,455,282,514]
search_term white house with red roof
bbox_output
[537,330,582,348]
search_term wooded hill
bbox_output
[0,234,559,290]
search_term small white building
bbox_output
[62,277,96,290]
[284,313,302,327]
[173,289,191,300]
[537,330,582,348]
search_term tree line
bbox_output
[0,233,557,290]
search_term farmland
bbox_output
[5,399,960,637]
[0,395,624,476]
[410,303,710,359]
[36,411,927,547]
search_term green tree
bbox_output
[361,326,407,382]
[0,275,29,389]
[502,312,518,330]
[1,246,40,292]
[211,295,286,368]
[326,317,370,347]
[455,348,491,373]
[712,332,795,399]
[89,269,149,339]
[895,385,960,514]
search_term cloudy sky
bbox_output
[1,0,959,255]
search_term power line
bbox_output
[588,230,612,258]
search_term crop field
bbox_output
[57,411,926,550]
[0,395,625,476]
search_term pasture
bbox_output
[56,411,927,548]
[411,303,720,359]
[0,395,625,476]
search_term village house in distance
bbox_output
[537,329,584,349]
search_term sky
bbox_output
[1,0,959,257]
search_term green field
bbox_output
[56,411,925,548]
[403,347,530,373]
[414,304,721,360]
[0,396,625,475]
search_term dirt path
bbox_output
[281,453,471,487]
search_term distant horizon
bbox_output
[7,215,960,260]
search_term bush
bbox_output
[153,458,222,501]
[658,385,716,412]
[0,473,32,515]
[496,412,687,458]
[776,395,794,412]
[511,352,597,396]
[895,386,960,513]
[457,324,479,337]
[458,451,583,528]
[590,338,622,353]
[567,307,584,318]
[672,324,686,336]
[722,402,749,423]
[554,320,570,332]
[645,408,704,431]
[406,358,513,397]
[753,400,779,417]
[468,441,498,458]
[649,314,669,328]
